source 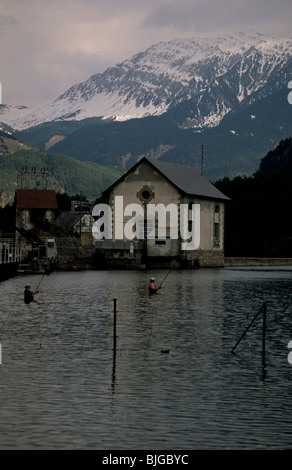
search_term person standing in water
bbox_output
[148,277,161,294]
[24,283,38,304]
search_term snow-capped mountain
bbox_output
[2,30,292,131]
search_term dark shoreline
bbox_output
[1,257,292,284]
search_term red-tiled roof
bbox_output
[15,189,58,209]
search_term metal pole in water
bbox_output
[113,298,117,350]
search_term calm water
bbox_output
[0,267,292,450]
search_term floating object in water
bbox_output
[161,349,170,354]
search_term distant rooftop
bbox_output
[15,189,58,209]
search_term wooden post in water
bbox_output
[113,298,117,350]
[262,302,267,370]
[111,299,117,389]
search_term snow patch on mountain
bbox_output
[1,30,292,131]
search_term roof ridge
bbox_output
[145,158,229,200]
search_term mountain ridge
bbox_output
[2,30,292,131]
[17,86,290,181]
[3,30,292,181]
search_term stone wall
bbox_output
[224,257,292,267]
[55,236,95,270]
[191,250,225,268]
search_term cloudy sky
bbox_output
[1,0,292,107]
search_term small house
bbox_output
[55,211,94,246]
[14,189,58,260]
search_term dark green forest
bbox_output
[215,138,292,257]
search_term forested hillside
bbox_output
[0,131,123,207]
[215,139,292,257]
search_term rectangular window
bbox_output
[214,223,220,246]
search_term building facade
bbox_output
[14,189,58,260]
[93,157,229,268]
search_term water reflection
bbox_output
[0,267,292,449]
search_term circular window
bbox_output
[142,189,151,200]
[137,186,154,203]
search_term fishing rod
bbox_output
[35,272,49,350]
[34,272,46,293]
[159,267,173,287]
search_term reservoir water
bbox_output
[0,267,292,450]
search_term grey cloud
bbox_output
[0,15,17,30]
[142,0,292,36]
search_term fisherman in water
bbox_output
[148,277,161,295]
[24,283,38,304]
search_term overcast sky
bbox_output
[1,0,292,107]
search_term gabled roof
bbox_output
[15,189,58,209]
[147,158,229,200]
[101,157,229,201]
[55,212,91,231]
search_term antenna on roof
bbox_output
[200,145,208,175]
[16,167,51,189]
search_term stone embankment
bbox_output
[224,257,292,267]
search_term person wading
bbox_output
[148,277,161,295]
[24,283,38,304]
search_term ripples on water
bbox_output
[0,267,292,449]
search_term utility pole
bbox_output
[201,145,204,175]
[79,191,82,238]
[200,145,209,175]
